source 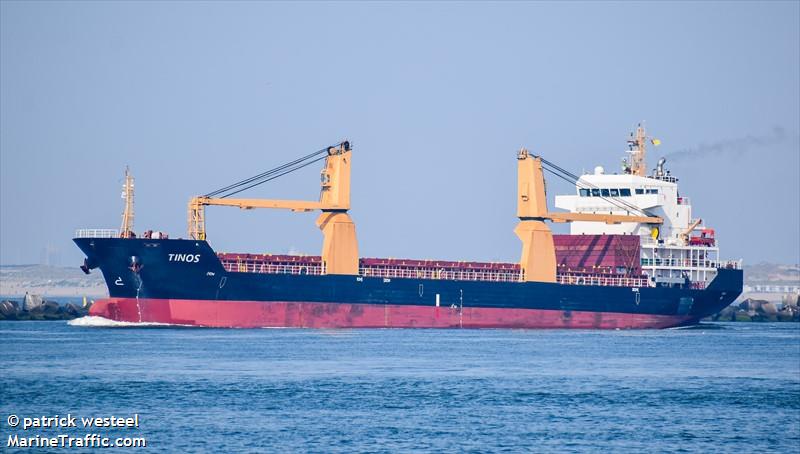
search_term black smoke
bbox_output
[664,126,794,162]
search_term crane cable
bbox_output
[543,166,647,217]
[539,157,642,212]
[216,155,329,199]
[203,142,344,199]
[204,146,329,197]
[538,157,651,218]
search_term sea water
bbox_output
[1,321,798,452]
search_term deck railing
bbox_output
[74,229,120,238]
[720,259,743,270]
[556,273,649,288]
[653,175,678,183]
[359,266,523,282]
[641,258,742,270]
[221,261,326,275]
[641,258,721,268]
[220,261,524,282]
[219,258,658,287]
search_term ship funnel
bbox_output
[656,157,666,176]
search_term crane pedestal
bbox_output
[514,220,557,283]
[317,212,359,275]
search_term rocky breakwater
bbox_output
[710,295,800,322]
[0,294,91,321]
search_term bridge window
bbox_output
[620,188,632,196]
[579,188,590,197]
[635,188,644,195]
[610,189,620,197]
[591,188,600,197]
[646,189,659,194]
[601,189,610,197]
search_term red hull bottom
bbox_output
[88,298,693,329]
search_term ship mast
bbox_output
[120,167,135,238]
[626,123,648,176]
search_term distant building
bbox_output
[744,284,800,294]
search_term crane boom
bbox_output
[187,142,358,275]
[515,149,663,283]
[546,212,663,224]
[679,218,703,245]
[189,197,334,212]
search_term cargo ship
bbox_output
[74,125,742,328]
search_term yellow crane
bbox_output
[679,218,703,246]
[187,142,359,275]
[515,149,663,282]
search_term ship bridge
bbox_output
[554,167,691,242]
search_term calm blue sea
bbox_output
[1,321,798,453]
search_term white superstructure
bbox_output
[554,124,737,288]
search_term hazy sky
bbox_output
[1,1,798,266]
